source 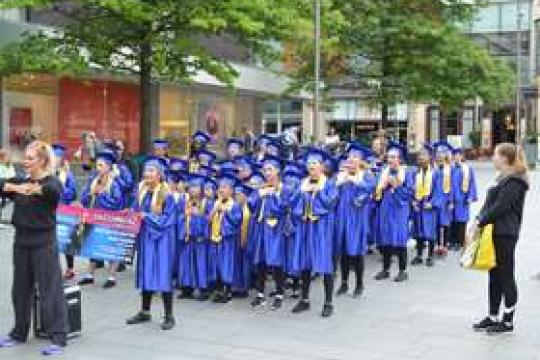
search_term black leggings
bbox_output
[255,265,285,296]
[65,255,74,270]
[340,255,364,288]
[382,246,407,272]
[300,271,334,304]
[489,235,518,319]
[415,239,434,258]
[437,226,450,247]
[451,222,467,247]
[142,291,173,318]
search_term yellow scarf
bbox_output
[441,164,451,194]
[460,163,470,193]
[210,197,234,243]
[240,203,251,248]
[375,166,406,201]
[415,166,432,201]
[137,181,170,214]
[301,175,327,222]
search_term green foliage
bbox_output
[468,130,481,149]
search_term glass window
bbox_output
[331,100,358,121]
[471,4,500,32]
[501,2,530,31]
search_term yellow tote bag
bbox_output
[472,225,496,271]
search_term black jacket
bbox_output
[477,173,529,238]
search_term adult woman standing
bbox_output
[472,143,529,334]
[0,141,68,356]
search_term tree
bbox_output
[0,0,312,151]
[287,0,515,130]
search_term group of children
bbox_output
[52,131,477,330]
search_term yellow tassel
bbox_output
[461,163,470,193]
[240,203,251,248]
[415,166,432,201]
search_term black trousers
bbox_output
[382,246,407,272]
[142,291,173,318]
[301,271,334,304]
[255,265,285,296]
[489,235,518,319]
[450,222,467,247]
[415,239,435,258]
[340,255,364,288]
[10,241,68,346]
[437,226,450,247]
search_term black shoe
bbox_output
[103,279,117,289]
[77,277,94,286]
[270,297,283,311]
[426,257,434,267]
[291,300,310,314]
[374,271,390,281]
[410,256,423,266]
[352,285,364,298]
[177,291,194,300]
[195,292,210,301]
[213,293,231,304]
[486,322,514,335]
[250,295,266,307]
[321,304,334,318]
[336,283,349,296]
[126,312,151,325]
[472,317,498,332]
[161,316,176,331]
[394,271,409,283]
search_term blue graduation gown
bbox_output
[283,187,302,277]
[377,168,414,248]
[116,162,134,209]
[411,167,438,242]
[59,171,77,205]
[451,163,478,223]
[177,198,211,289]
[215,201,242,285]
[432,165,453,227]
[368,160,385,246]
[133,192,177,292]
[248,186,290,267]
[81,175,123,210]
[336,172,376,256]
[292,178,338,274]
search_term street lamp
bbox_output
[515,3,525,144]
[313,0,321,144]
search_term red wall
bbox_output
[58,78,140,154]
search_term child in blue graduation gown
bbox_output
[335,144,376,298]
[176,174,212,300]
[232,183,255,297]
[291,148,339,318]
[410,146,438,267]
[78,151,123,288]
[373,144,414,283]
[209,174,242,303]
[126,157,177,330]
[52,144,78,280]
[432,142,454,256]
[450,148,477,250]
[248,155,291,310]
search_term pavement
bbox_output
[1,162,540,360]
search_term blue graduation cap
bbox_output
[261,155,282,171]
[169,157,189,172]
[432,140,453,155]
[386,141,407,159]
[217,173,240,189]
[197,165,216,178]
[192,131,211,145]
[204,177,217,191]
[52,144,67,158]
[345,142,373,160]
[304,147,329,164]
[452,147,463,154]
[247,171,265,188]
[283,169,304,185]
[266,139,281,156]
[226,138,244,150]
[152,139,169,150]
[235,183,254,196]
[144,156,168,177]
[187,173,207,189]
[166,169,187,183]
[283,160,302,174]
[196,149,217,166]
[217,160,238,175]
[96,150,117,165]
[257,134,273,148]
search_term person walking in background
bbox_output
[472,143,529,334]
[0,149,17,227]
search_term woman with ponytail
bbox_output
[126,157,177,331]
[472,143,529,334]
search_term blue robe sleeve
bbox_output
[247,191,261,213]
[222,202,242,237]
[176,198,187,240]
[143,195,177,232]
[117,164,134,193]
[467,167,478,203]
[81,180,92,208]
[317,181,339,209]
[353,174,376,207]
[391,171,414,207]
[62,172,77,204]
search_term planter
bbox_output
[524,141,538,170]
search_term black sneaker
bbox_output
[103,279,117,289]
[177,291,194,300]
[410,256,423,266]
[291,300,310,314]
[472,317,498,332]
[486,322,514,335]
[161,316,176,331]
[321,304,334,318]
[250,295,266,307]
[374,271,390,281]
[394,271,409,283]
[336,283,349,296]
[426,257,435,267]
[270,297,283,311]
[77,277,94,286]
[352,285,364,298]
[126,312,151,325]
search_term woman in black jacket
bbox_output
[472,143,529,334]
[0,141,68,356]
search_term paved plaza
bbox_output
[1,162,540,360]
